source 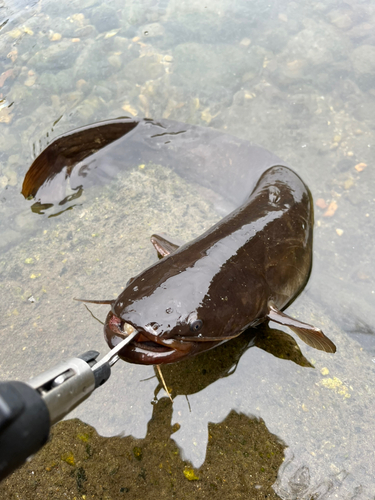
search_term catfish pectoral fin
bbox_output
[267,302,336,354]
[74,298,115,305]
[287,325,336,354]
[150,233,183,258]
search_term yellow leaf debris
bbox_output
[323,200,338,217]
[355,162,367,172]
[183,468,199,481]
[122,103,138,116]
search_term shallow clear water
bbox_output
[0,0,375,498]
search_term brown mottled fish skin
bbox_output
[104,165,336,365]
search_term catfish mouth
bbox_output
[104,311,193,365]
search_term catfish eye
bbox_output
[190,319,203,332]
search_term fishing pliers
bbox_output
[0,331,138,481]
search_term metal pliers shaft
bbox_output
[28,331,138,425]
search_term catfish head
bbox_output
[102,236,266,365]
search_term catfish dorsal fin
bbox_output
[74,298,115,305]
[267,302,336,353]
[150,233,182,258]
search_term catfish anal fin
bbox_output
[267,302,336,353]
[150,233,182,258]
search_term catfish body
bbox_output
[104,165,336,364]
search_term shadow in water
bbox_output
[153,322,313,400]
[0,401,284,499]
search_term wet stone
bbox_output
[74,96,106,121]
[48,17,85,38]
[73,41,124,81]
[335,158,355,172]
[257,25,289,53]
[163,11,241,46]
[282,20,348,68]
[327,9,353,30]
[90,4,120,33]
[347,23,375,44]
[345,186,366,206]
[140,22,165,39]
[351,44,375,74]
[112,35,131,52]
[171,42,262,99]
[70,0,100,9]
[38,70,76,95]
[107,53,123,69]
[352,100,375,124]
[94,85,113,102]
[123,55,165,86]
[27,39,81,71]
[0,228,21,248]
[350,44,375,90]
[41,2,73,17]
[0,132,18,153]
[122,1,160,28]
[74,24,97,38]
